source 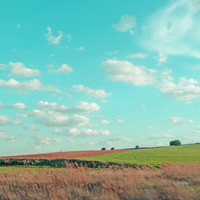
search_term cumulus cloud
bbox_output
[0,115,10,125]
[144,0,200,58]
[101,119,110,124]
[0,79,60,93]
[17,114,28,118]
[112,14,136,34]
[116,119,124,123]
[8,102,26,110]
[45,27,63,45]
[13,119,23,125]
[28,109,47,118]
[36,101,100,114]
[29,134,62,151]
[101,59,156,86]
[170,116,194,125]
[159,74,200,101]
[26,125,39,130]
[68,128,110,136]
[9,62,40,77]
[0,115,22,126]
[39,113,89,128]
[72,84,112,98]
[147,125,156,130]
[127,53,148,59]
[50,64,73,74]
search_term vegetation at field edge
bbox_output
[0,163,200,199]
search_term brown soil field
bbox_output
[0,149,129,159]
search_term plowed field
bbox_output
[0,149,129,159]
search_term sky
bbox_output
[1,0,200,156]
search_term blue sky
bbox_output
[1,0,200,156]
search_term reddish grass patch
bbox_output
[0,162,200,199]
[0,149,129,159]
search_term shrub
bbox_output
[101,147,106,150]
[135,145,139,149]
[170,140,181,146]
[111,147,115,150]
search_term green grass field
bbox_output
[80,144,200,166]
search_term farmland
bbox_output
[0,149,128,159]
[81,144,200,167]
[1,145,200,199]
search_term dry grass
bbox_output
[1,162,200,200]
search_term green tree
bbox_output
[170,140,181,146]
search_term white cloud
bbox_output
[158,52,167,66]
[116,119,124,123]
[101,99,108,103]
[13,119,23,126]
[68,128,110,136]
[9,62,41,77]
[36,101,100,114]
[73,84,112,98]
[0,115,10,125]
[0,79,60,93]
[112,14,136,34]
[159,74,200,101]
[0,115,22,126]
[45,27,63,45]
[66,34,72,42]
[41,114,90,128]
[67,139,74,143]
[149,134,175,139]
[17,114,28,118]
[101,119,110,124]
[0,102,2,109]
[144,0,200,58]
[36,135,62,145]
[141,104,147,108]
[8,102,26,110]
[147,125,156,130]
[28,109,47,118]
[101,59,156,86]
[26,125,39,130]
[75,47,84,51]
[17,24,21,29]
[127,53,148,59]
[191,127,200,134]
[170,116,194,125]
[50,64,73,74]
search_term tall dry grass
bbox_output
[0,162,200,200]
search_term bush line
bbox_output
[0,158,152,169]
